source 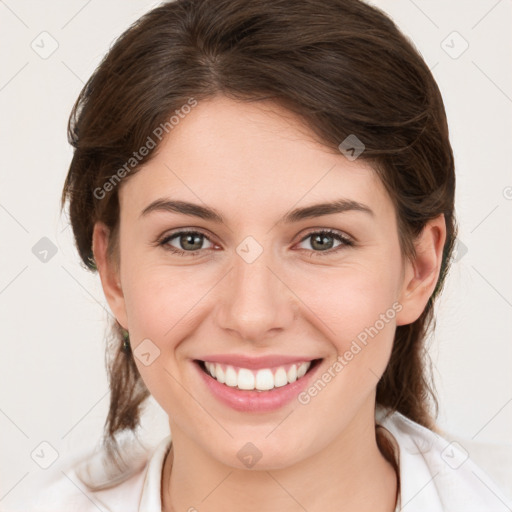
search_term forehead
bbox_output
[119,96,394,224]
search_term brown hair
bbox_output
[61,0,456,478]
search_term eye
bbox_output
[158,230,215,256]
[296,229,353,256]
[156,228,353,258]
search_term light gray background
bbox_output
[1,0,511,507]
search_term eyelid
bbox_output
[157,228,216,248]
[296,227,354,244]
[294,228,354,255]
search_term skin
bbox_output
[93,95,446,512]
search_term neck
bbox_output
[161,404,398,512]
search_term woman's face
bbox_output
[96,96,437,469]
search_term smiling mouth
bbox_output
[195,359,322,392]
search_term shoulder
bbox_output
[376,406,512,512]
[14,435,171,512]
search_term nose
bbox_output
[214,242,297,344]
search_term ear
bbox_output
[395,214,447,326]
[92,222,129,330]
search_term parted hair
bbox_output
[61,0,456,484]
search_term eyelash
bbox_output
[157,229,354,258]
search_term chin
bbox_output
[210,433,314,472]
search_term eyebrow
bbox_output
[139,198,374,223]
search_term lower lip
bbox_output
[194,360,321,413]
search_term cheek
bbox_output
[289,268,401,419]
[121,250,207,336]
[121,264,198,412]
[296,264,401,340]
[288,257,403,391]
[120,260,219,405]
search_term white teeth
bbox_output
[203,361,312,390]
[255,369,274,391]
[237,368,255,390]
[274,367,288,388]
[225,366,238,387]
[215,363,225,384]
[297,362,309,378]
[287,364,297,383]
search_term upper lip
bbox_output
[195,354,319,369]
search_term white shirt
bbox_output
[21,407,512,511]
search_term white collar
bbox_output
[137,434,172,512]
[376,405,512,511]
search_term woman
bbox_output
[34,0,511,510]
